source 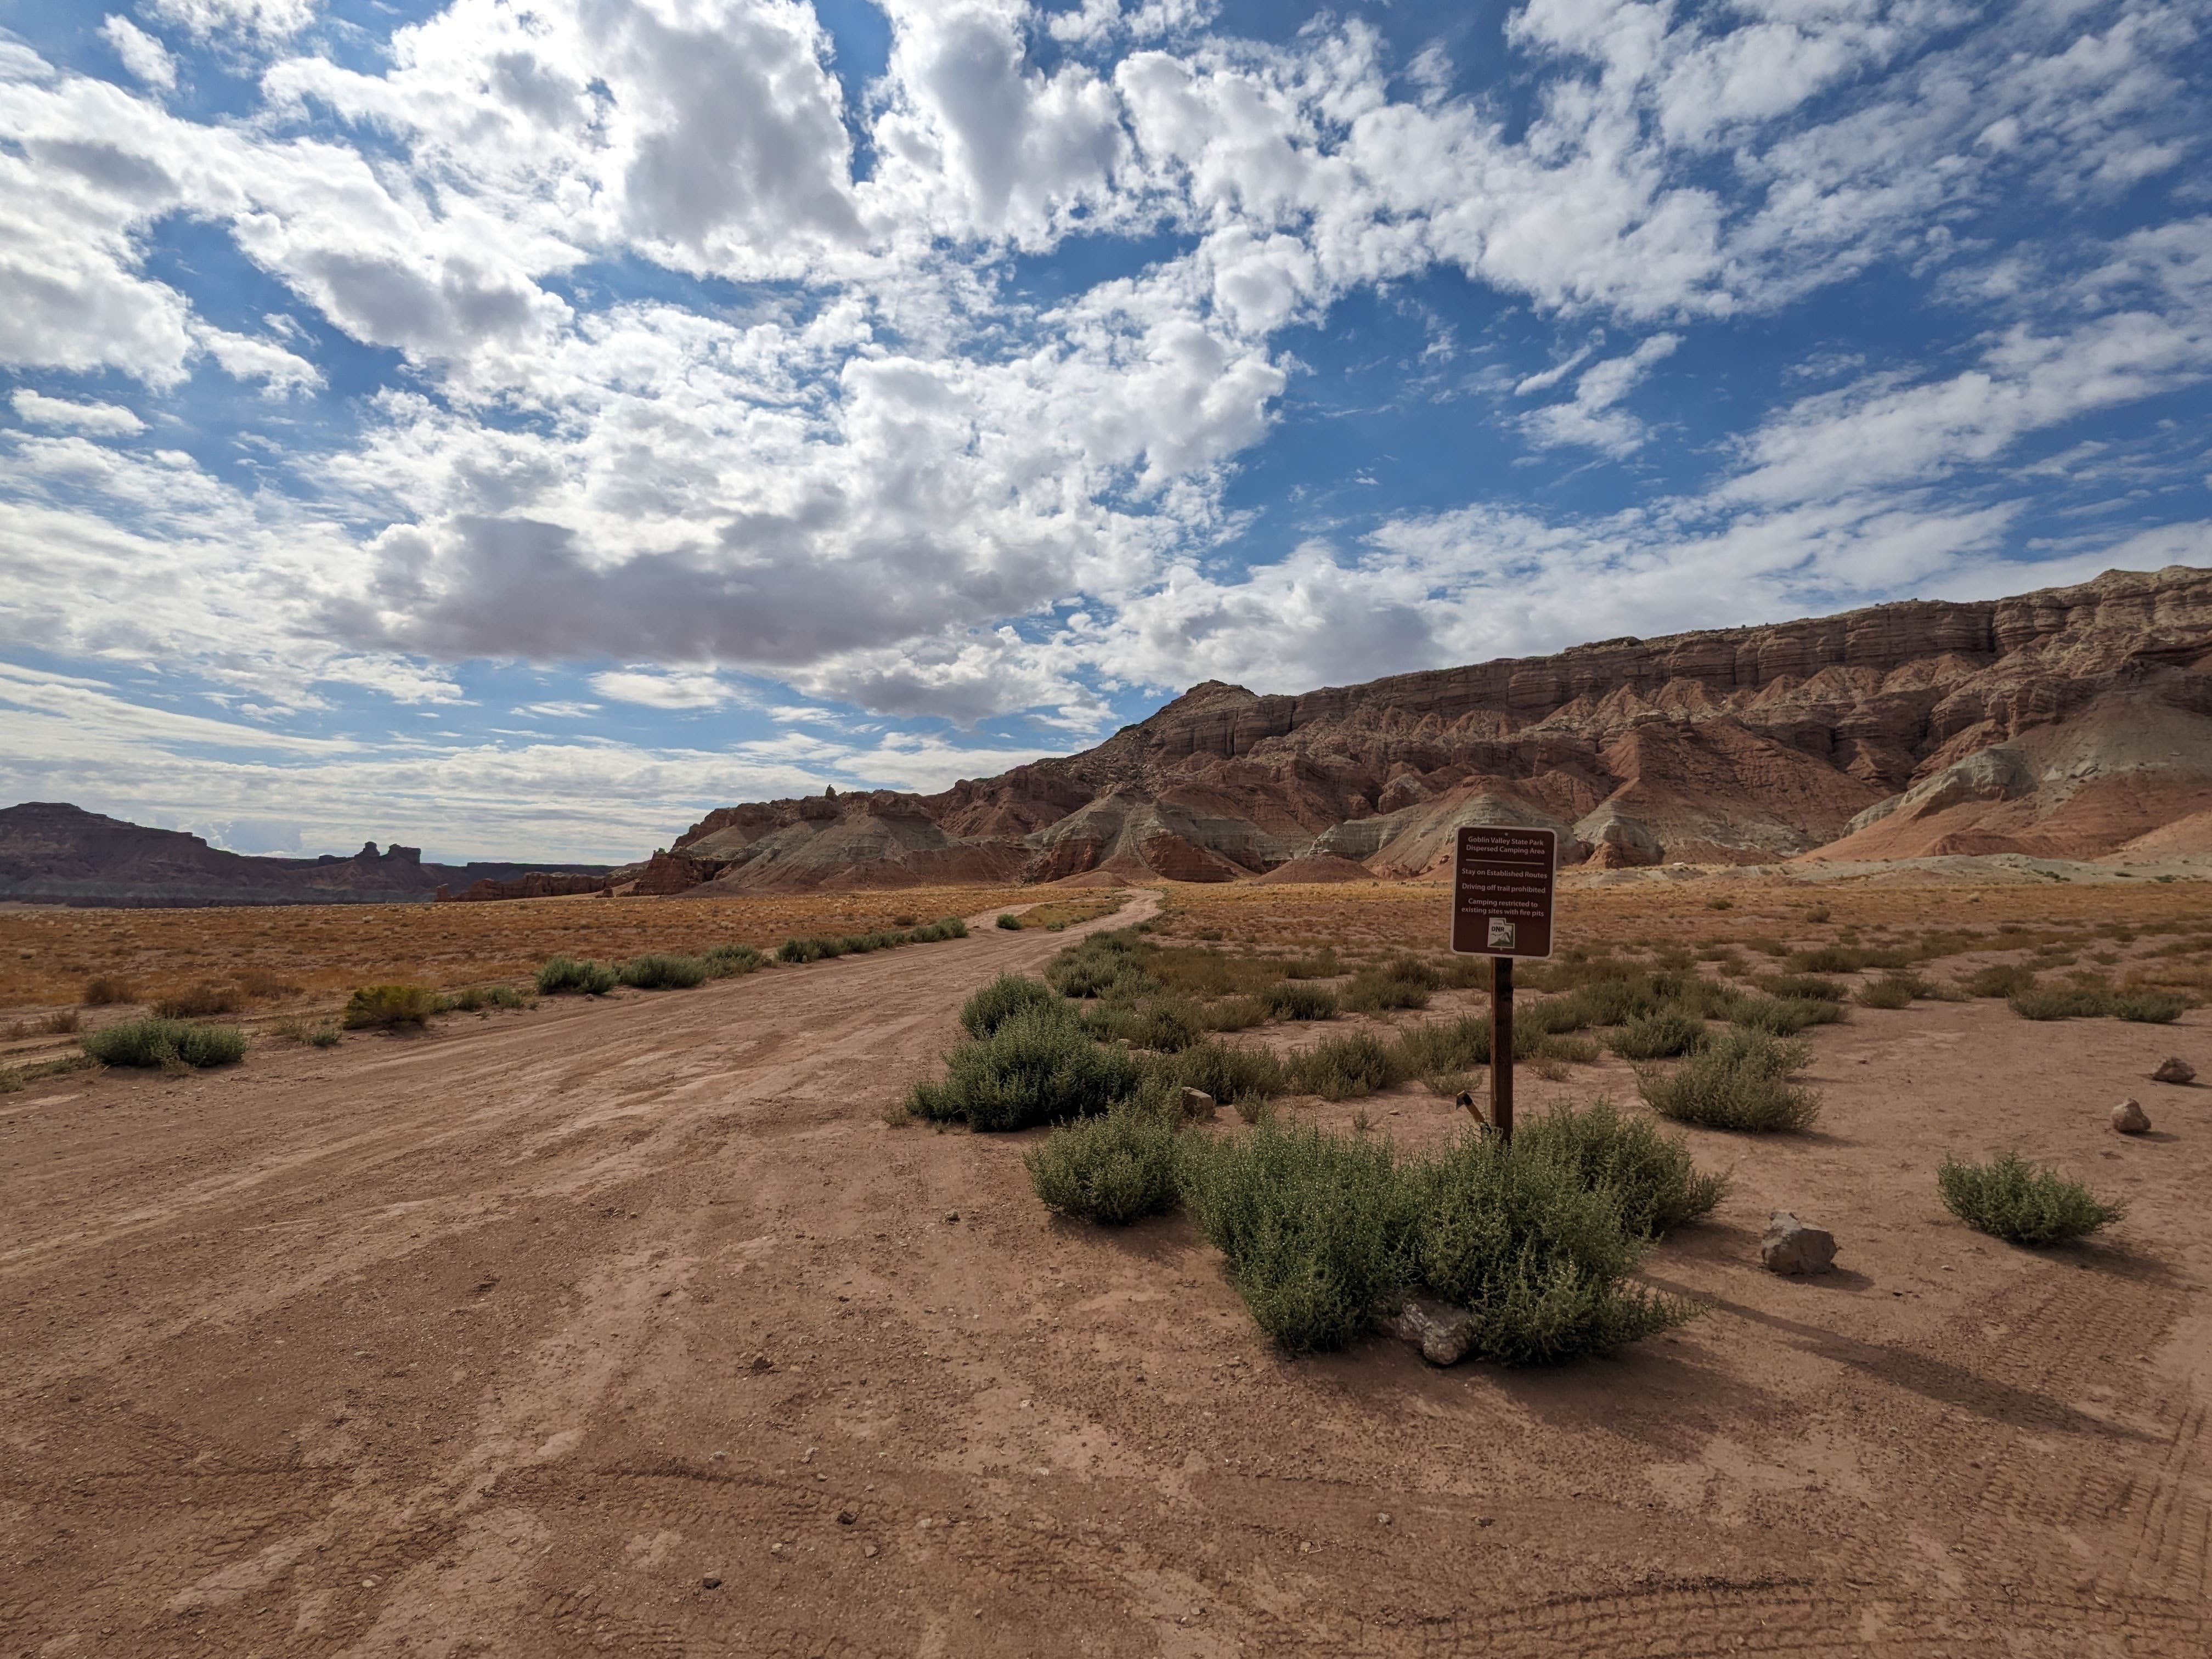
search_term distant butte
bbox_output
[654,563,2212,891]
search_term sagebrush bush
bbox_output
[617,954,707,990]
[2114,990,2187,1023]
[450,984,529,1012]
[1182,1120,1414,1352]
[82,975,138,1007]
[996,913,1023,930]
[1150,1039,1287,1105]
[1639,1029,1820,1132]
[82,1017,246,1069]
[1284,946,1342,980]
[537,956,617,995]
[1288,1031,1406,1099]
[705,943,768,977]
[1513,1100,1725,1238]
[1607,1011,1705,1060]
[777,935,848,963]
[1730,994,1846,1035]
[911,916,968,942]
[1083,997,1203,1052]
[1403,1132,1697,1365]
[342,984,444,1028]
[1854,973,1926,1008]
[1966,963,2038,998]
[1392,1014,1492,1076]
[2007,985,2109,1020]
[961,973,1061,1038]
[1341,970,1430,1013]
[1519,996,1593,1036]
[1757,973,1848,1002]
[1937,1153,2120,1246]
[1046,929,1156,998]
[153,983,241,1019]
[1203,996,1270,1033]
[1025,1099,1186,1224]
[907,1004,1140,1131]
[1263,981,1339,1020]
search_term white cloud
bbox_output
[145,0,319,45]
[588,667,738,709]
[100,16,177,89]
[9,388,145,435]
[1522,332,1680,454]
[517,699,601,719]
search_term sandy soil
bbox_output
[4,889,2210,1656]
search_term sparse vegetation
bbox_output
[82,1018,246,1069]
[270,1017,341,1047]
[1854,973,1925,1008]
[1148,1039,1288,1107]
[1639,1029,1820,1132]
[908,1003,1141,1131]
[704,943,768,977]
[1607,1010,1705,1060]
[1514,1100,1726,1239]
[616,953,708,989]
[1730,994,1846,1035]
[997,913,1023,930]
[82,975,137,1007]
[1025,1095,1186,1224]
[1263,981,1339,1021]
[1286,1030,1407,1100]
[1937,1153,2120,1246]
[342,984,444,1028]
[152,983,241,1019]
[961,973,1062,1038]
[536,956,618,996]
[1966,963,2039,998]
[450,984,531,1012]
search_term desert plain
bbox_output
[2,866,2210,1657]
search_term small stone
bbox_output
[702,1576,722,1590]
[1392,1297,1478,1366]
[1376,1513,1392,1526]
[1760,1211,1837,1276]
[837,1510,857,1526]
[2152,1057,2195,1085]
[862,1544,878,1559]
[2112,1098,2151,1135]
[1181,1086,1217,1118]
[944,1211,960,1223]
[749,1355,772,1373]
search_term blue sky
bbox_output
[1,0,2208,861]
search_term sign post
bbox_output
[1449,826,1558,1142]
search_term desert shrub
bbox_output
[996,913,1023,930]
[1403,1133,1697,1365]
[2114,990,2187,1023]
[1519,996,1593,1036]
[537,956,617,995]
[153,983,241,1019]
[907,1005,1141,1131]
[1046,930,1156,999]
[37,1009,81,1034]
[82,975,138,1007]
[1263,981,1340,1021]
[1785,946,1865,974]
[1025,1101,1186,1224]
[1854,973,1924,1009]
[961,973,1062,1039]
[1182,1120,1414,1352]
[1202,996,1269,1032]
[1706,896,1733,910]
[1083,997,1204,1052]
[1393,1014,1492,1076]
[1608,1011,1705,1060]
[1730,995,1846,1035]
[270,1016,341,1047]
[1965,963,2038,998]
[1153,1039,1289,1105]
[910,916,968,942]
[704,943,768,977]
[1526,1032,1601,1065]
[1514,1100,1725,1238]
[1288,1031,1407,1100]
[892,914,918,927]
[342,984,445,1028]
[776,935,840,963]
[1639,1029,1820,1132]
[1341,969,1431,1013]
[236,966,298,1000]
[82,1018,245,1069]
[2007,985,2110,1020]
[617,953,707,990]
[1937,1153,2121,1246]
[1758,973,1848,1002]
[1284,946,1342,980]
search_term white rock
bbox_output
[2112,1098,2151,1135]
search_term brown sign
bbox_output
[1451,826,1558,958]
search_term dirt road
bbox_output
[3,891,2209,1656]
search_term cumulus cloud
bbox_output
[589,667,738,709]
[145,0,319,45]
[100,16,178,89]
[10,388,145,435]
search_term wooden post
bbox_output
[1490,955,1514,1142]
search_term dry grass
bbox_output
[0,887,1036,1011]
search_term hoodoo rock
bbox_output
[647,565,2212,893]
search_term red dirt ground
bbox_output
[3,890,2208,1656]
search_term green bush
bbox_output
[1937,1153,2121,1246]
[996,913,1023,930]
[82,1018,246,1069]
[1730,994,1846,1035]
[1757,973,1847,1002]
[1403,1132,1697,1365]
[1025,1101,1186,1224]
[537,956,617,995]
[1519,996,1593,1035]
[1287,1031,1406,1099]
[2114,990,2187,1023]
[152,983,241,1019]
[911,916,968,942]
[1202,995,1270,1032]
[1263,981,1340,1020]
[1555,974,1658,1027]
[1084,997,1204,1052]
[1607,1011,1705,1060]
[960,973,1061,1038]
[2007,985,2109,1020]
[1513,1101,1725,1238]
[1854,973,1923,1009]
[342,984,443,1028]
[777,935,848,963]
[907,1005,1141,1131]
[1150,1040,1288,1105]
[617,953,707,990]
[1182,1120,1415,1352]
[1284,946,1343,980]
[1966,963,2038,998]
[450,984,529,1012]
[704,943,768,977]
[1046,930,1156,998]
[1639,1029,1820,1132]
[1392,1014,1492,1076]
[1341,969,1431,1013]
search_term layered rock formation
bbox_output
[0,803,611,907]
[660,563,2212,889]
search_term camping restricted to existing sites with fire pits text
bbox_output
[1451,826,1558,959]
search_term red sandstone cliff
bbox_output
[661,565,2212,890]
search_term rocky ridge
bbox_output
[663,565,2212,890]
